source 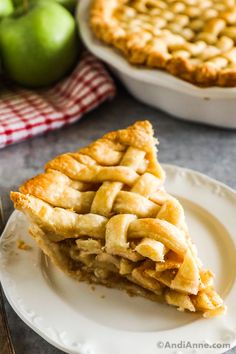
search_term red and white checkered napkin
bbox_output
[0,53,116,149]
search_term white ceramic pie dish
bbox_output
[78,0,236,129]
[1,165,236,354]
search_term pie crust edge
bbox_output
[90,0,236,87]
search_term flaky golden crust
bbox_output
[90,0,236,87]
[11,121,225,316]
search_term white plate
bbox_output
[1,165,236,354]
[77,0,236,129]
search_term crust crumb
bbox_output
[17,239,32,251]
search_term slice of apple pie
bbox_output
[11,121,225,317]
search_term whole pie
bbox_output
[11,121,225,317]
[90,0,236,86]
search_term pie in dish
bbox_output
[11,121,225,317]
[90,0,236,87]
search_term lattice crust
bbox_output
[11,121,225,317]
[90,0,236,87]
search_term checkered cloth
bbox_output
[0,53,116,149]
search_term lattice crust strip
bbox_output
[90,0,236,87]
[11,121,225,317]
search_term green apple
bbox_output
[0,1,79,87]
[0,0,14,18]
[13,0,76,13]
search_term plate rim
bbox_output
[1,164,236,354]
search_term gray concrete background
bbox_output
[0,84,235,354]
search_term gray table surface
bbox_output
[0,84,235,354]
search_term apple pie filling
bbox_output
[53,235,224,318]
